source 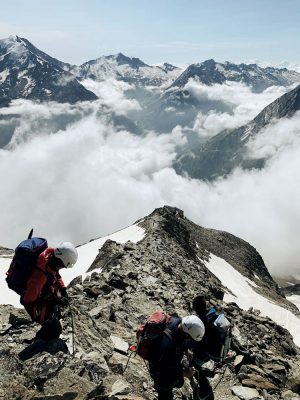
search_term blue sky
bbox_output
[1,0,300,66]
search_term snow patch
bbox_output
[205,254,300,347]
[287,295,300,311]
[0,69,10,82]
[0,256,19,307]
[60,223,145,285]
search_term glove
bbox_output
[60,288,68,298]
[56,297,69,307]
[183,367,196,379]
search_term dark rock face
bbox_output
[0,36,97,105]
[281,284,300,296]
[174,84,300,180]
[0,246,13,256]
[0,206,299,399]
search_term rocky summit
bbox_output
[0,206,299,400]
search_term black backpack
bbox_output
[6,230,48,296]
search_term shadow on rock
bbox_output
[18,338,69,361]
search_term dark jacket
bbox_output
[149,316,185,388]
[193,308,225,362]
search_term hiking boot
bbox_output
[46,338,69,355]
[18,339,48,361]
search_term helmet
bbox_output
[182,315,205,341]
[54,242,78,268]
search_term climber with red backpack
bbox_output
[5,231,78,360]
[135,311,205,400]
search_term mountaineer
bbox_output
[6,238,78,360]
[190,295,231,400]
[146,314,205,400]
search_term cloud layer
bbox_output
[0,82,299,279]
[186,80,289,137]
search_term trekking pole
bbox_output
[123,350,135,374]
[192,361,229,400]
[68,303,76,356]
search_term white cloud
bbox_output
[81,78,142,115]
[192,110,240,137]
[56,73,76,86]
[246,111,300,160]
[0,103,184,248]
[185,80,288,138]
[278,62,300,73]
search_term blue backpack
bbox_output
[6,231,48,296]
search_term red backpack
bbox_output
[136,311,172,360]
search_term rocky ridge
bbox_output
[0,206,299,400]
[171,59,300,92]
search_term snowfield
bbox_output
[288,295,300,311]
[205,254,300,347]
[60,224,145,285]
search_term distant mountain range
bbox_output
[1,35,300,181]
[1,36,300,108]
[171,58,300,91]
[174,84,300,180]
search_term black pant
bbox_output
[155,386,173,400]
[35,316,62,341]
[192,368,214,400]
[153,378,183,400]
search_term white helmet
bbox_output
[54,242,78,268]
[182,315,205,341]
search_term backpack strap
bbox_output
[206,307,218,323]
[163,327,172,341]
[158,328,174,363]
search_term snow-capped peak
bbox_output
[74,53,182,87]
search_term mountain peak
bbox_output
[0,35,97,106]
[202,58,217,65]
[160,62,179,72]
[113,52,149,68]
